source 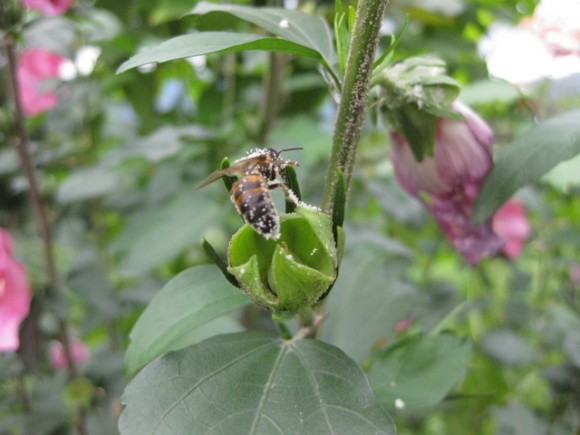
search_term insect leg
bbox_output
[267,180,299,205]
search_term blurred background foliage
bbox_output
[1,0,579,433]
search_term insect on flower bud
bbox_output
[227,206,338,311]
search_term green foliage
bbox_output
[367,333,472,409]
[117,32,325,73]
[190,2,338,70]
[2,0,580,434]
[119,332,396,435]
[473,109,580,223]
[124,265,249,375]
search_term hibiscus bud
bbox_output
[0,229,32,352]
[228,206,338,311]
[390,101,504,266]
[492,199,530,259]
[374,57,461,160]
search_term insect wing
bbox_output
[196,168,231,190]
[196,156,259,190]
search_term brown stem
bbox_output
[2,34,87,435]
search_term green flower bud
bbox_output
[228,205,338,311]
[374,57,461,160]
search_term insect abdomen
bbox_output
[231,175,280,239]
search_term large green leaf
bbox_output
[320,246,420,362]
[119,332,395,434]
[473,109,580,223]
[190,2,337,68]
[124,265,249,375]
[367,333,471,410]
[117,32,323,73]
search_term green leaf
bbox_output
[334,1,349,74]
[124,265,249,375]
[460,79,520,106]
[283,165,301,213]
[110,191,222,278]
[190,2,337,68]
[119,332,395,434]
[220,157,235,193]
[473,109,580,223]
[492,402,548,435]
[331,169,346,247]
[367,333,471,409]
[201,238,239,288]
[117,32,323,73]
[320,246,420,362]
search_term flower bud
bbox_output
[228,206,337,311]
[375,57,461,160]
[390,101,504,266]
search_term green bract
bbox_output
[228,205,337,311]
[374,57,461,161]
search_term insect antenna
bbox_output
[278,147,303,154]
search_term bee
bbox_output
[196,147,302,240]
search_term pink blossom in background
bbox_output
[391,101,504,266]
[529,0,580,56]
[395,317,414,333]
[50,337,90,369]
[569,264,580,286]
[0,229,32,352]
[17,48,64,116]
[22,0,74,16]
[479,0,580,84]
[493,200,531,259]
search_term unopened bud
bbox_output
[228,206,338,311]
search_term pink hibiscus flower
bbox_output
[17,47,64,116]
[493,199,531,259]
[0,229,32,352]
[391,101,504,266]
[22,0,74,16]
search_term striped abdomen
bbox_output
[231,174,280,239]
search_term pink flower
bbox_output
[17,48,64,116]
[395,317,414,333]
[50,337,89,369]
[22,0,74,16]
[479,0,580,84]
[492,200,530,259]
[0,229,32,352]
[391,101,504,266]
[528,0,580,56]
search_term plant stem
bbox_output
[322,0,389,214]
[2,34,87,435]
[258,52,286,145]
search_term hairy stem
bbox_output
[322,0,389,214]
[3,34,87,435]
